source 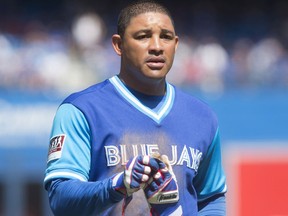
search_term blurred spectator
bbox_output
[194,39,228,93]
[247,38,286,86]
[225,38,253,88]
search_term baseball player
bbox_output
[44,1,227,215]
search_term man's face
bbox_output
[119,12,178,87]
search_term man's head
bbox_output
[112,1,178,95]
[117,1,175,38]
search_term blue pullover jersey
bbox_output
[44,75,227,215]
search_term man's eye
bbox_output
[161,34,173,40]
[136,35,149,40]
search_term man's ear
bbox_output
[174,35,179,51]
[112,34,122,56]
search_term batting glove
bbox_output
[112,155,159,196]
[144,154,182,216]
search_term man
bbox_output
[44,1,227,215]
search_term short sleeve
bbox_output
[193,128,227,201]
[44,103,91,186]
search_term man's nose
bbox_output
[149,36,163,54]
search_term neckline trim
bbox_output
[109,76,175,123]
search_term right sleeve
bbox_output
[44,104,125,215]
[44,103,91,184]
[47,178,124,216]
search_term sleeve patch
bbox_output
[47,134,66,163]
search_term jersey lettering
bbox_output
[105,144,202,172]
[177,145,190,167]
[190,148,202,171]
[104,146,121,166]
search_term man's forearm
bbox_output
[47,178,124,216]
[198,194,226,216]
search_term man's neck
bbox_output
[118,74,166,96]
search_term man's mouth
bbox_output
[146,57,165,69]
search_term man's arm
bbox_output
[47,178,124,216]
[44,104,123,215]
[194,129,227,215]
[44,104,161,215]
[198,194,226,215]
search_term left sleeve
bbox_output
[198,194,226,215]
[193,128,227,214]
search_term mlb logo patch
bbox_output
[47,134,66,163]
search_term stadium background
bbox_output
[0,0,287,215]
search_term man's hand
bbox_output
[144,154,182,216]
[112,155,159,196]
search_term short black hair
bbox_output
[117,0,175,37]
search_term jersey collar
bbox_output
[109,76,175,124]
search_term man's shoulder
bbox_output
[63,78,113,104]
[174,86,208,105]
[174,86,216,115]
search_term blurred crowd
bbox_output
[1,0,288,95]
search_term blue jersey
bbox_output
[44,75,226,215]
